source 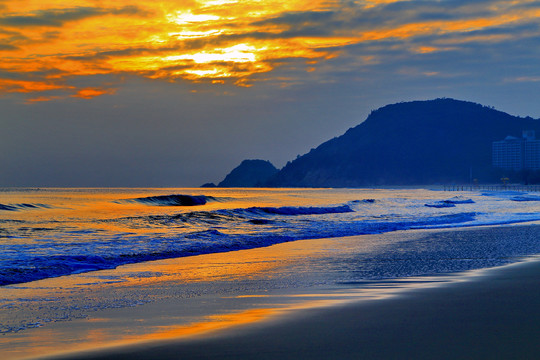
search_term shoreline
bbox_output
[1,224,539,360]
[49,256,540,360]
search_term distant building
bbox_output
[525,139,540,170]
[493,131,540,170]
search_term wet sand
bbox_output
[45,240,540,359]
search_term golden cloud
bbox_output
[0,0,539,100]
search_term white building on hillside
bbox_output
[493,130,540,170]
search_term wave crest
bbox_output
[0,203,50,211]
[244,204,354,216]
[126,194,210,206]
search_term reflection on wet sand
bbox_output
[2,228,521,360]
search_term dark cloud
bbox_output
[0,6,147,28]
[252,10,336,27]
[0,28,64,51]
[0,28,28,45]
[513,2,540,10]
[0,42,18,51]
[0,67,66,82]
[62,47,168,62]
[248,0,537,38]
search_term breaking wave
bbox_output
[3,189,540,287]
[0,203,50,211]
[0,207,482,286]
[511,195,540,202]
[121,194,211,206]
[242,204,354,216]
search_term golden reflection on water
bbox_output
[0,187,387,246]
[3,273,471,360]
[135,308,276,341]
[0,234,364,359]
[99,231,347,285]
[5,299,340,360]
[2,224,523,360]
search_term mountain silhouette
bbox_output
[265,98,540,187]
[218,159,278,187]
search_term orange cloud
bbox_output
[73,87,116,99]
[0,0,539,101]
[0,78,69,93]
[25,95,64,103]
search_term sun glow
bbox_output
[167,10,221,25]
[1,0,539,101]
[168,30,224,39]
[201,0,239,6]
[165,44,258,64]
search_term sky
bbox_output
[2,0,540,187]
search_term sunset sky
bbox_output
[2,0,540,186]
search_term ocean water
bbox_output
[1,187,540,287]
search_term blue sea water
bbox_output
[1,187,540,286]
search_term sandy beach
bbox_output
[3,225,532,360]
[43,255,540,360]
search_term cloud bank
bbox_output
[1,0,539,102]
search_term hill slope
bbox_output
[218,159,278,187]
[266,98,540,187]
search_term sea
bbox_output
[2,187,540,287]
